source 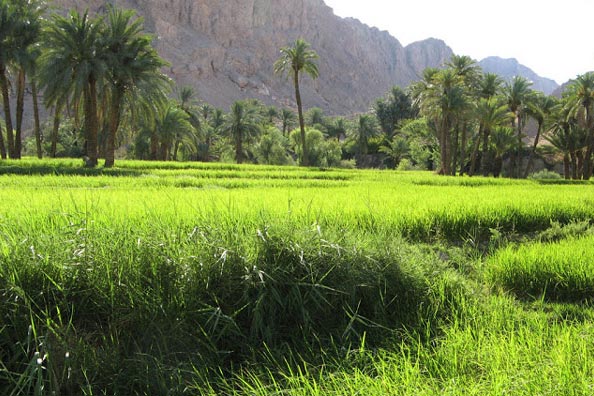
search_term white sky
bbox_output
[323,0,594,84]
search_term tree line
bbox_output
[2,1,594,178]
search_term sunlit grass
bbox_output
[2,159,594,394]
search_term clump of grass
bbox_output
[0,214,469,394]
[487,235,594,302]
[536,220,593,243]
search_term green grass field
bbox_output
[2,158,594,395]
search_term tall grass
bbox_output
[2,159,594,394]
[487,235,594,301]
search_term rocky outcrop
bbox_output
[479,56,559,95]
[50,0,454,114]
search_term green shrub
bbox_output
[528,169,562,180]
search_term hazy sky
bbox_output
[323,0,594,84]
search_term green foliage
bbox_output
[528,169,562,180]
[254,126,293,165]
[396,158,415,171]
[400,117,439,170]
[290,128,341,167]
[374,86,415,138]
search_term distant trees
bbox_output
[2,3,592,179]
[37,7,171,167]
[0,0,44,159]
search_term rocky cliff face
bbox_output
[50,0,453,114]
[479,56,559,95]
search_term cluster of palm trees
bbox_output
[3,1,594,177]
[0,0,44,160]
[410,55,594,179]
[0,1,174,167]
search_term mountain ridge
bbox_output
[48,0,557,114]
[479,56,559,95]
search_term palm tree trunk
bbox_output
[173,140,181,161]
[235,130,243,164]
[51,104,62,158]
[15,68,26,159]
[0,114,5,159]
[160,142,170,161]
[451,124,459,176]
[570,151,578,180]
[294,72,308,166]
[0,62,15,158]
[582,107,594,180]
[150,132,159,160]
[576,151,584,180]
[72,96,81,132]
[516,116,523,178]
[13,69,26,159]
[563,153,571,180]
[509,117,517,178]
[459,123,468,176]
[84,77,99,167]
[494,156,503,178]
[438,118,448,175]
[443,118,452,176]
[523,121,543,178]
[31,81,43,159]
[105,90,122,168]
[468,128,482,177]
[481,127,491,177]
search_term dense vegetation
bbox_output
[2,0,594,394]
[1,159,594,394]
[0,0,592,179]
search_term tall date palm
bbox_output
[221,101,262,164]
[38,10,106,167]
[274,39,319,166]
[103,7,170,167]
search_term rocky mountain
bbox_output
[479,56,559,95]
[49,0,454,114]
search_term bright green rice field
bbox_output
[2,158,594,395]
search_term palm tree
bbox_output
[265,106,279,125]
[327,117,347,141]
[548,100,586,179]
[478,73,503,99]
[446,55,480,175]
[356,114,379,158]
[221,100,262,164]
[0,0,17,158]
[38,10,107,167]
[274,38,319,166]
[472,98,512,176]
[414,68,468,175]
[490,126,516,177]
[151,102,193,161]
[11,0,43,159]
[379,136,409,168]
[565,72,594,179]
[523,93,557,177]
[280,108,297,136]
[306,107,325,127]
[374,86,414,139]
[102,7,170,167]
[504,76,533,178]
